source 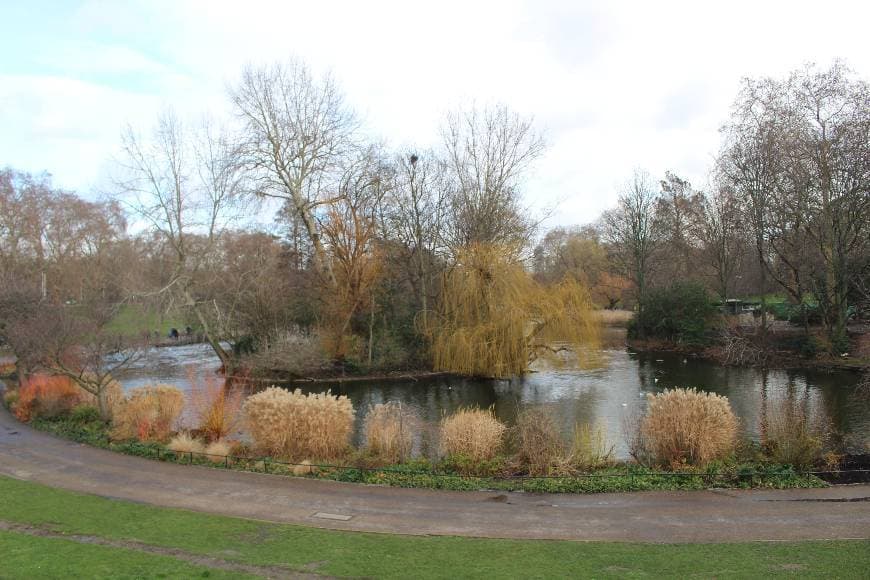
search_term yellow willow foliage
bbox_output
[428,244,600,378]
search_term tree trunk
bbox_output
[183,288,232,370]
[97,387,111,422]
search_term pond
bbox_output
[115,338,869,458]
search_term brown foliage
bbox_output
[187,373,242,442]
[513,408,565,475]
[363,402,418,464]
[111,385,184,442]
[319,196,381,360]
[762,395,831,468]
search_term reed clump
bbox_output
[243,387,354,461]
[569,421,614,470]
[111,384,184,442]
[638,388,738,467]
[363,402,418,464]
[762,395,830,468]
[513,408,564,475]
[440,406,506,462]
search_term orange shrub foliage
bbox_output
[187,372,242,442]
[14,375,82,421]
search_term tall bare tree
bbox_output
[384,150,449,327]
[441,104,545,255]
[117,110,246,367]
[231,59,358,285]
[698,184,745,302]
[601,170,660,334]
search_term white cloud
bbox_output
[3,0,869,227]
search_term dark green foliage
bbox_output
[629,282,718,345]
[69,404,101,424]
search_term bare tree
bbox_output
[654,171,704,280]
[698,184,745,302]
[601,170,660,334]
[384,150,449,327]
[719,62,870,348]
[3,299,140,420]
[718,76,785,335]
[441,104,545,254]
[231,59,358,285]
[784,62,870,346]
[117,110,246,367]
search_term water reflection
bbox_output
[115,342,867,457]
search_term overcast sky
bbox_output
[2,0,868,228]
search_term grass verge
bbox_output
[0,476,868,579]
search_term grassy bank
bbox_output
[105,304,192,339]
[0,476,867,579]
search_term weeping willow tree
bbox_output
[427,244,600,378]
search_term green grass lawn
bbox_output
[0,476,867,579]
[105,304,192,339]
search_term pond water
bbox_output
[115,337,868,457]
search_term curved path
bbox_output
[1,407,868,543]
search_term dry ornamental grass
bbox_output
[363,402,418,464]
[762,395,830,468]
[440,407,506,462]
[639,388,738,467]
[570,421,614,470]
[167,432,205,455]
[187,373,242,442]
[111,384,184,442]
[243,387,354,461]
[513,408,564,475]
[203,439,233,463]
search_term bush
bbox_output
[630,282,718,345]
[187,373,242,442]
[243,387,354,461]
[14,375,82,421]
[111,385,184,442]
[637,388,738,467]
[363,402,418,464]
[569,421,614,470]
[513,408,564,475]
[762,396,830,468]
[167,432,205,455]
[440,407,506,462]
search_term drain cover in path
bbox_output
[312,512,353,521]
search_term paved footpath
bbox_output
[1,406,868,543]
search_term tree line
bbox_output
[1,59,867,387]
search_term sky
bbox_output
[1,0,868,228]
